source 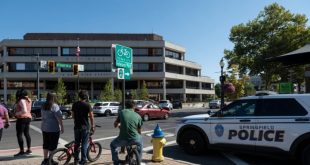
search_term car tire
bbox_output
[180,130,206,155]
[31,113,36,121]
[301,144,310,165]
[62,112,68,120]
[104,110,111,116]
[143,114,149,121]
[163,113,169,120]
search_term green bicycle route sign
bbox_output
[56,63,71,68]
[115,44,132,69]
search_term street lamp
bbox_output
[219,58,225,109]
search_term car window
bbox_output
[110,103,119,106]
[153,104,160,109]
[218,99,256,117]
[94,103,102,106]
[34,101,45,107]
[159,101,167,104]
[102,103,109,106]
[257,98,308,116]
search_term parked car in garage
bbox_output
[134,103,170,121]
[93,102,120,116]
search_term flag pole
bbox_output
[77,38,80,92]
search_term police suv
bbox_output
[176,94,310,164]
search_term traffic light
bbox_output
[73,64,79,76]
[48,60,55,73]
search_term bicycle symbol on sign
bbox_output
[117,48,131,58]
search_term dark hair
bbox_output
[125,100,135,109]
[16,89,29,103]
[43,92,57,110]
[78,90,89,101]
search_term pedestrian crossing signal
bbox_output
[48,60,55,73]
[73,64,79,76]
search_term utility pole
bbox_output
[37,53,40,100]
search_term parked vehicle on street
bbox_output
[31,100,72,121]
[134,103,170,121]
[172,100,182,109]
[158,100,173,111]
[93,102,120,116]
[208,100,220,109]
[176,94,310,165]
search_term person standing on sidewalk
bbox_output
[40,92,64,165]
[0,103,10,141]
[71,90,95,165]
[14,89,32,156]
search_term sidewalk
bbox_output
[0,147,192,165]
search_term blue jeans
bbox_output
[110,137,143,165]
[74,128,89,163]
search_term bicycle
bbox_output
[121,144,141,165]
[117,48,130,58]
[49,125,102,165]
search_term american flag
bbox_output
[76,46,80,56]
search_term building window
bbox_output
[8,47,58,56]
[186,68,198,76]
[61,47,110,56]
[166,80,183,88]
[133,63,163,72]
[166,64,183,74]
[165,49,181,59]
[186,81,199,89]
[132,48,162,56]
[202,83,212,90]
[145,80,162,89]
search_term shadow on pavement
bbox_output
[146,145,234,165]
[0,155,41,161]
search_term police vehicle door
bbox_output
[209,99,257,151]
[255,98,308,151]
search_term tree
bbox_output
[139,81,149,100]
[130,89,138,100]
[224,3,310,89]
[54,78,67,105]
[114,89,122,102]
[99,79,114,101]
[244,82,256,96]
[7,92,16,106]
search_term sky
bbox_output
[1,0,310,83]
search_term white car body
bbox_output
[176,94,310,164]
[93,102,120,116]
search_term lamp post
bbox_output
[219,58,225,109]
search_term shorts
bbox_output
[42,131,60,151]
[0,128,2,141]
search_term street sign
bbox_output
[40,60,47,68]
[117,68,124,79]
[115,44,132,69]
[78,64,84,71]
[124,68,131,80]
[56,63,72,69]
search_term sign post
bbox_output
[113,44,133,109]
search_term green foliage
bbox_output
[224,3,310,89]
[54,78,67,105]
[7,92,16,106]
[114,89,122,102]
[215,83,221,98]
[100,79,114,101]
[139,81,149,100]
[130,89,138,100]
[244,82,256,96]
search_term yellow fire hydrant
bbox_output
[151,124,166,162]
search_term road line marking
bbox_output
[29,125,68,147]
[222,152,249,165]
[93,127,176,142]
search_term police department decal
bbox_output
[215,124,224,137]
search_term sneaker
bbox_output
[25,149,32,155]
[41,158,48,165]
[14,151,25,157]
[79,160,86,165]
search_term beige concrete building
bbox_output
[0,33,214,103]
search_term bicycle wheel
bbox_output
[49,148,71,165]
[87,142,102,162]
[128,149,141,165]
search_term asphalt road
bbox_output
[0,108,296,165]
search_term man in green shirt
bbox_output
[110,101,143,165]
